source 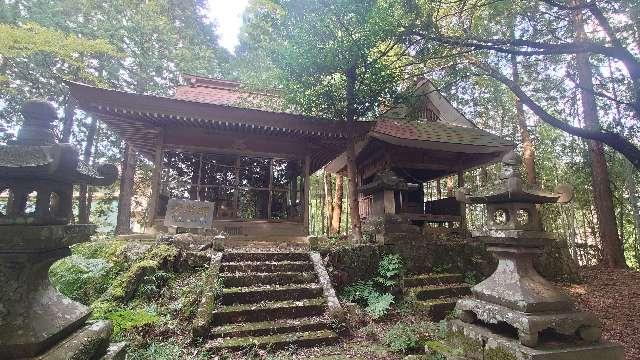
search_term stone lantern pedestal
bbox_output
[0,101,124,359]
[446,151,623,360]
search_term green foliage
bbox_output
[103,308,160,336]
[0,22,120,86]
[375,254,404,288]
[341,253,405,318]
[237,0,418,120]
[365,292,395,319]
[431,264,450,274]
[384,322,421,353]
[137,270,173,300]
[49,255,115,304]
[464,272,479,286]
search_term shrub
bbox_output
[384,322,420,353]
[375,254,404,288]
[341,281,394,319]
[365,292,394,319]
[137,270,173,300]
[340,254,405,319]
[49,255,115,304]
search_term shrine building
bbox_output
[68,75,512,242]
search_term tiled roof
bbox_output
[372,118,512,148]
[174,75,281,111]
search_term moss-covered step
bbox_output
[222,251,310,263]
[210,317,331,339]
[220,271,317,287]
[211,298,327,325]
[221,283,323,305]
[404,273,464,288]
[208,330,338,351]
[412,284,470,300]
[415,297,458,321]
[220,260,314,273]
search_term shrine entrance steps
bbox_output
[404,273,471,321]
[207,251,338,352]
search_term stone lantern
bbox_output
[0,101,120,359]
[451,151,622,359]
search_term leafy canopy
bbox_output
[238,0,419,120]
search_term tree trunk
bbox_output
[324,171,333,235]
[510,53,538,186]
[346,142,362,241]
[115,142,136,234]
[331,174,343,234]
[78,118,98,224]
[573,6,627,268]
[609,58,640,266]
[345,64,362,242]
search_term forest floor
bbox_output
[560,266,640,360]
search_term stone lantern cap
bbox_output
[0,101,117,186]
[0,100,117,225]
[457,151,573,206]
[457,151,572,234]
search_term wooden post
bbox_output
[303,155,311,235]
[458,171,467,231]
[146,133,163,233]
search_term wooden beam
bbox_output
[458,171,467,231]
[145,130,164,233]
[303,154,311,235]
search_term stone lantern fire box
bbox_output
[0,101,123,359]
[448,151,623,360]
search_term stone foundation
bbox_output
[443,320,623,360]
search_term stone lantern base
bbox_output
[447,320,623,360]
[0,225,126,359]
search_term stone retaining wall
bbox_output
[323,233,579,291]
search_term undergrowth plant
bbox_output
[384,322,421,353]
[341,254,405,319]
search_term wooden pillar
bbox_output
[146,132,163,233]
[303,155,311,235]
[458,171,467,230]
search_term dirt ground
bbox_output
[560,266,640,360]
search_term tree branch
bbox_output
[471,59,640,169]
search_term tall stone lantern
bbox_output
[452,151,622,359]
[0,101,119,359]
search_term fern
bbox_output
[365,292,394,319]
[375,254,404,288]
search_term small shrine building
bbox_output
[68,75,512,241]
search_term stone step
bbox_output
[210,317,331,339]
[416,297,458,321]
[412,284,470,300]
[208,330,338,351]
[100,342,128,360]
[404,273,465,288]
[220,271,317,287]
[220,260,314,274]
[212,298,327,325]
[221,283,323,305]
[222,251,310,263]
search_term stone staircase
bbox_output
[404,273,471,321]
[207,251,339,352]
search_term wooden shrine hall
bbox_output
[68,75,513,241]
